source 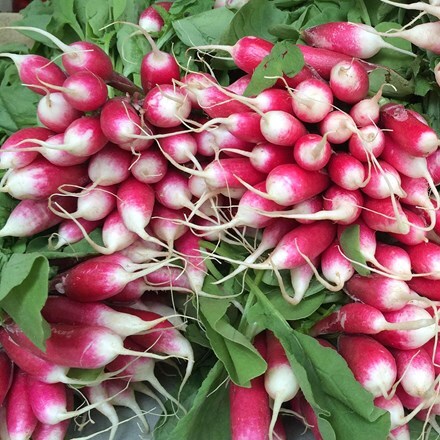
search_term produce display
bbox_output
[1,0,440,439]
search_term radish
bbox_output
[320,241,354,289]
[310,303,434,336]
[88,143,132,186]
[329,59,369,104]
[149,205,188,248]
[302,22,415,58]
[182,72,219,109]
[143,84,192,128]
[226,74,252,95]
[144,265,192,292]
[106,278,148,303]
[290,78,333,123]
[259,110,307,147]
[378,0,440,19]
[328,152,366,190]
[338,334,397,398]
[265,331,299,440]
[0,52,66,94]
[293,133,332,171]
[0,126,53,170]
[229,332,270,440]
[348,125,386,162]
[32,419,70,440]
[155,129,199,165]
[344,274,415,312]
[252,88,294,114]
[361,160,405,199]
[392,347,435,398]
[139,2,172,32]
[131,147,168,184]
[374,243,412,280]
[319,110,356,144]
[40,134,90,167]
[408,277,440,301]
[349,86,385,127]
[41,296,179,337]
[427,149,440,185]
[389,208,428,246]
[5,369,38,440]
[406,242,440,279]
[0,349,13,407]
[50,218,101,249]
[380,103,439,157]
[5,321,170,370]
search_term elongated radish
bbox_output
[0,52,66,94]
[149,205,188,248]
[345,274,415,311]
[338,334,397,398]
[41,134,90,167]
[131,147,168,184]
[361,160,404,199]
[139,2,172,32]
[320,241,354,289]
[51,217,101,249]
[302,22,415,58]
[259,110,307,147]
[329,60,369,104]
[0,126,53,169]
[310,303,434,336]
[381,103,439,157]
[328,152,366,190]
[374,243,412,280]
[406,242,440,279]
[348,125,385,162]
[32,419,70,440]
[408,277,440,301]
[6,369,38,440]
[5,321,169,370]
[144,265,192,291]
[319,110,356,144]
[0,349,13,407]
[389,208,428,246]
[293,133,332,171]
[265,331,299,440]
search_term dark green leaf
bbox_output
[52,0,85,39]
[220,0,289,45]
[0,254,50,350]
[339,225,370,276]
[409,419,440,440]
[368,67,414,98]
[112,0,128,20]
[169,0,214,16]
[173,8,235,47]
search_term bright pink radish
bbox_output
[88,143,132,185]
[338,335,397,398]
[252,88,294,114]
[0,349,13,407]
[294,394,323,440]
[6,321,167,370]
[226,74,252,95]
[131,147,168,184]
[105,278,147,303]
[310,303,434,336]
[321,241,354,289]
[40,134,89,167]
[229,333,270,440]
[389,208,428,246]
[6,369,38,439]
[143,84,191,128]
[345,274,415,312]
[57,256,175,301]
[362,196,409,234]
[374,305,436,349]
[319,110,356,144]
[0,126,53,169]
[329,59,369,104]
[153,170,196,211]
[32,419,70,440]
[405,242,440,279]
[41,296,175,337]
[145,265,192,292]
[361,160,404,199]
[349,86,385,127]
[389,424,410,440]
[302,22,415,58]
[408,277,440,301]
[392,347,435,398]
[400,175,435,220]
[328,153,366,190]
[264,331,299,439]
[211,126,254,156]
[427,149,440,185]
[139,2,172,32]
[51,217,100,249]
[182,72,218,108]
[156,129,198,165]
[374,395,407,430]
[140,44,180,92]
[259,110,306,146]
[149,205,188,247]
[374,243,412,280]
[119,306,194,392]
[0,158,88,201]
[348,125,385,162]
[293,133,332,171]
[381,103,439,157]
[297,44,354,78]
[0,53,66,94]
[291,78,333,123]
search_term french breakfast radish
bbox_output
[0,349,13,407]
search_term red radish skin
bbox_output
[41,134,89,167]
[374,243,412,280]
[0,126,53,170]
[381,103,439,157]
[392,347,435,398]
[182,72,218,108]
[265,331,299,439]
[321,241,354,288]
[389,208,428,246]
[338,334,397,398]
[328,153,366,190]
[293,133,332,171]
[349,88,383,128]
[408,277,440,301]
[226,74,252,95]
[259,110,307,146]
[143,84,192,128]
[319,111,356,144]
[291,78,333,123]
[348,125,386,162]
[252,88,294,114]
[88,143,132,186]
[156,130,198,165]
[0,350,13,407]
[140,49,180,92]
[149,205,188,247]
[52,218,101,249]
[302,22,415,58]
[144,265,192,291]
[154,170,194,211]
[329,60,369,104]
[6,369,38,439]
[427,149,440,185]
[0,53,66,95]
[405,242,440,279]
[310,303,434,336]
[361,160,404,199]
[344,274,414,312]
[32,420,70,440]
[131,147,168,184]
[1,158,89,201]
[139,2,172,32]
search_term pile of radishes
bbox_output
[1,0,440,438]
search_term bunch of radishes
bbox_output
[1,0,440,438]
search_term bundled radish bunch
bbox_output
[1,0,440,438]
